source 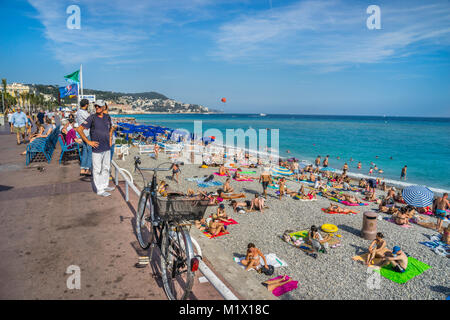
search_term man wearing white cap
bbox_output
[76,99,115,197]
[11,106,27,145]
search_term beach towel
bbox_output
[198,181,223,188]
[374,257,431,284]
[266,275,298,297]
[340,200,368,206]
[202,230,229,239]
[321,208,357,215]
[352,253,385,267]
[419,234,450,257]
[233,178,254,182]
[213,172,229,176]
[268,184,279,189]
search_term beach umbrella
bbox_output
[272,166,293,176]
[402,186,434,208]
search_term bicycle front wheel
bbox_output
[160,225,195,300]
[136,191,154,249]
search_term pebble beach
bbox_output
[115,146,449,300]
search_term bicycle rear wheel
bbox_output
[136,191,154,249]
[160,225,195,300]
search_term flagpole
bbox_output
[80,64,83,97]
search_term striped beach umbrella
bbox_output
[402,185,434,208]
[272,166,293,176]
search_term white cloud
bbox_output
[27,0,218,65]
[212,0,450,71]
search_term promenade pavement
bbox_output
[0,124,226,300]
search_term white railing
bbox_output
[110,160,238,300]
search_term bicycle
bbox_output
[134,156,209,300]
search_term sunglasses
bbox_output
[95,105,102,109]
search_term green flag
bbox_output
[64,70,80,84]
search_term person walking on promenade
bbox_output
[400,165,407,180]
[76,99,92,176]
[76,100,115,197]
[37,109,45,125]
[11,106,27,145]
[7,109,14,133]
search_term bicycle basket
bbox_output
[155,195,210,222]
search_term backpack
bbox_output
[261,265,274,276]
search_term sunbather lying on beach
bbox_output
[365,232,388,265]
[241,243,268,271]
[324,203,359,214]
[233,168,252,180]
[217,189,245,200]
[230,200,250,213]
[261,275,294,293]
[194,218,208,231]
[392,210,410,226]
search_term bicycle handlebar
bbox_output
[134,156,172,172]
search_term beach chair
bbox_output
[115,145,129,160]
[139,144,155,155]
[58,134,81,164]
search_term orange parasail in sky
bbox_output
[221,98,226,103]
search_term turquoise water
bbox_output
[113,114,450,192]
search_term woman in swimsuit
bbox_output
[208,217,226,236]
[307,225,331,253]
[216,204,231,222]
[223,178,234,193]
[241,243,268,271]
[393,208,410,225]
[325,203,358,214]
[217,189,245,200]
[218,164,230,176]
[366,232,388,265]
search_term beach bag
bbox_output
[260,265,274,276]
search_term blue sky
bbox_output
[1,0,449,116]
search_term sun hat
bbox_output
[94,99,105,107]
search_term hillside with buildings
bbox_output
[1,82,220,114]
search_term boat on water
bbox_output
[260,113,267,116]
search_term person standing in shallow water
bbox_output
[315,156,321,168]
[400,165,407,180]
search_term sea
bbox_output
[112,114,450,193]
